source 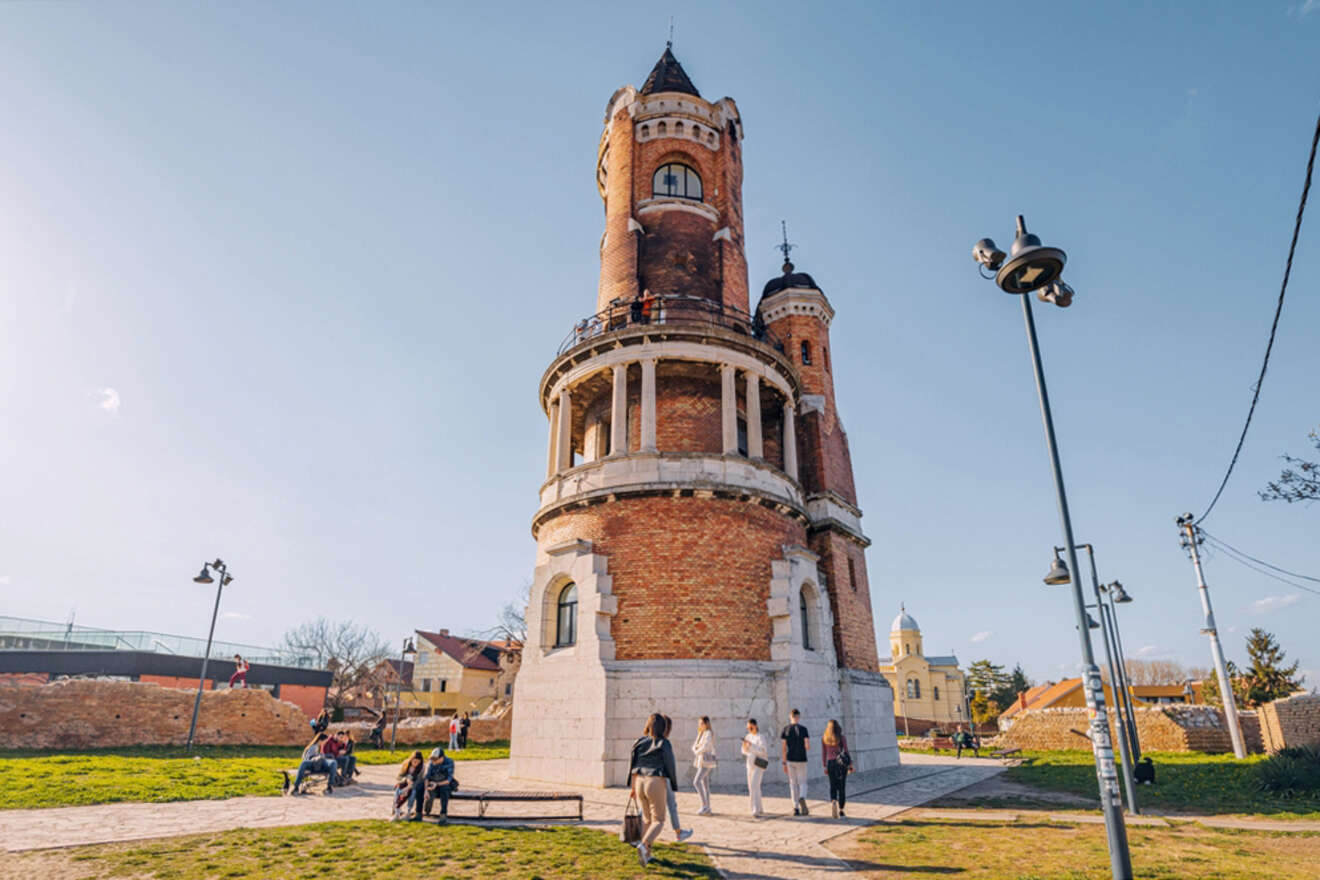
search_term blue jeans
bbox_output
[406,777,427,817]
[335,754,356,783]
[293,756,336,790]
[448,732,459,750]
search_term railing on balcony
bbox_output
[557,294,784,356]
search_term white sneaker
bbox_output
[676,828,693,842]
[637,845,650,866]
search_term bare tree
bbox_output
[282,617,390,710]
[479,579,531,644]
[1260,429,1319,504]
[1121,658,1190,685]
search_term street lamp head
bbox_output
[193,565,213,585]
[972,238,1006,270]
[1043,550,1071,585]
[221,575,234,586]
[1086,613,1101,630]
[1109,580,1132,603]
[1036,279,1075,308]
[995,215,1066,294]
[402,637,417,655]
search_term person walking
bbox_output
[780,708,811,816]
[953,724,979,759]
[822,719,853,818]
[227,654,249,689]
[627,713,679,867]
[740,718,769,818]
[660,716,693,843]
[691,716,716,816]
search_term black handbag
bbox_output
[620,794,643,844]
[753,756,769,769]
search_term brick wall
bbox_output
[1258,692,1320,753]
[537,495,806,661]
[1000,705,1265,753]
[0,679,312,748]
[811,530,880,672]
[638,210,719,302]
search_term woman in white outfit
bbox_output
[691,716,716,815]
[740,717,769,817]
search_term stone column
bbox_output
[720,363,738,455]
[610,363,628,456]
[556,388,573,471]
[640,358,658,453]
[745,373,763,459]
[782,399,798,480]
[546,399,560,478]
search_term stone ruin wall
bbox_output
[339,708,511,747]
[1258,692,1320,753]
[0,679,312,748]
[999,705,1265,753]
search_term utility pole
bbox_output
[1176,515,1246,759]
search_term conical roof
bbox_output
[640,46,700,97]
[891,605,919,633]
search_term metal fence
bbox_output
[558,294,785,356]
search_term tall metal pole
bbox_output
[390,640,406,753]
[1075,545,1139,814]
[186,562,225,752]
[1181,520,1246,758]
[1103,589,1141,759]
[1021,294,1132,879]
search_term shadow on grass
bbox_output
[701,841,964,876]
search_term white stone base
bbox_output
[510,657,899,789]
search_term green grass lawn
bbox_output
[7,821,719,879]
[0,741,509,810]
[830,816,1320,879]
[1002,750,1320,819]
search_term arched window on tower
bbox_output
[652,163,702,200]
[800,341,812,365]
[555,582,578,648]
[906,679,921,699]
[933,685,941,701]
[799,586,816,651]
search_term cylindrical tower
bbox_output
[511,48,897,788]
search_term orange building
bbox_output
[510,47,898,787]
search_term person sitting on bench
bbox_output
[290,732,337,794]
[322,729,356,785]
[422,747,457,820]
[952,725,979,759]
[393,751,425,821]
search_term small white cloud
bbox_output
[970,630,992,643]
[98,387,121,415]
[1288,0,1319,16]
[220,611,251,620]
[1250,594,1300,614]
[1136,644,1173,658]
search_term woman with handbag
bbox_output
[821,718,854,818]
[740,718,769,818]
[691,716,716,815]
[626,712,678,867]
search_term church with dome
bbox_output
[878,607,969,728]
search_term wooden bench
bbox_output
[989,747,1033,766]
[281,766,334,795]
[447,789,583,821]
[929,736,955,751]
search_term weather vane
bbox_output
[777,220,796,272]
[667,16,674,49]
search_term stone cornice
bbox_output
[759,287,835,327]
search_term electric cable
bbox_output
[1199,535,1320,597]
[1196,110,1320,524]
[1200,528,1320,583]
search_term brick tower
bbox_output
[510,47,898,787]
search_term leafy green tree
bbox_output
[969,689,1000,726]
[1243,627,1303,706]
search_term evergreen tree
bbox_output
[1243,627,1303,706]
[967,659,1010,696]
[1200,659,1250,710]
[993,663,1032,709]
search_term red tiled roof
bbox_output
[998,678,1082,720]
[415,631,503,671]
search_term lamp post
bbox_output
[1050,546,1140,814]
[389,636,417,753]
[186,559,233,752]
[1100,579,1141,759]
[974,216,1132,879]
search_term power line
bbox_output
[1200,528,1320,583]
[1199,534,1320,597]
[1196,110,1320,524]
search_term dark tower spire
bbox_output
[640,46,700,97]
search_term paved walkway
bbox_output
[0,753,1005,879]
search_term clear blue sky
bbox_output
[2,2,1317,688]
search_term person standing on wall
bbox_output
[781,708,811,816]
[448,714,460,751]
[459,711,471,749]
[228,654,249,689]
[741,718,769,818]
[822,719,853,818]
[691,715,717,816]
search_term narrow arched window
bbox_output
[799,588,814,651]
[555,582,578,647]
[933,686,940,701]
[652,163,702,200]
[640,124,650,138]
[800,341,812,365]
[657,121,667,136]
